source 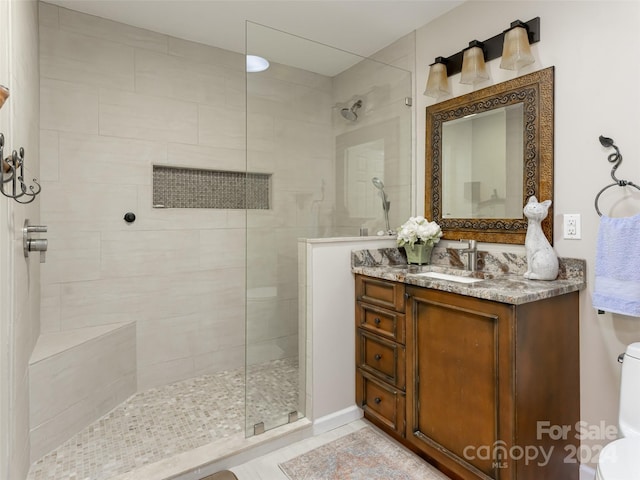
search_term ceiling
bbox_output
[46,0,463,75]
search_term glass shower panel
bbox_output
[245,21,412,436]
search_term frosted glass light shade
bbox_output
[500,25,535,70]
[460,45,489,85]
[424,61,450,99]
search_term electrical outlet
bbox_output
[563,214,581,239]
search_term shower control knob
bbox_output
[123,212,136,223]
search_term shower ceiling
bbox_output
[45,0,462,76]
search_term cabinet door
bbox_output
[405,287,515,480]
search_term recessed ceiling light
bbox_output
[246,55,269,73]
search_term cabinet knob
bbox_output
[374,397,382,404]
[404,292,410,299]
[374,353,382,361]
[374,317,381,325]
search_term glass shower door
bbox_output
[245,21,412,436]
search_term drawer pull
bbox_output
[374,353,382,361]
[374,317,381,325]
[374,397,382,404]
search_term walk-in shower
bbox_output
[28,10,412,479]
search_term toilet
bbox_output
[596,342,640,480]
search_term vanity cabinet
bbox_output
[355,275,406,437]
[354,274,580,480]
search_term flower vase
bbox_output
[404,243,434,265]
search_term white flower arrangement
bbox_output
[396,216,442,248]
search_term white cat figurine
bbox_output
[523,196,559,280]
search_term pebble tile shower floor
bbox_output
[27,358,298,480]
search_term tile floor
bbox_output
[27,358,299,480]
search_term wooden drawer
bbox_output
[357,302,405,344]
[356,275,405,312]
[356,330,405,389]
[356,370,405,436]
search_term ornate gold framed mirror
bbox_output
[425,66,554,244]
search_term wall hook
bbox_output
[0,133,42,204]
[594,135,640,216]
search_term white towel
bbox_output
[593,213,640,316]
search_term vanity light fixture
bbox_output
[424,57,450,99]
[500,20,535,70]
[246,55,269,73]
[460,40,489,85]
[423,17,539,94]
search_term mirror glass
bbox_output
[426,67,554,244]
[442,104,524,219]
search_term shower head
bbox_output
[341,100,362,121]
[372,177,385,190]
[372,176,389,208]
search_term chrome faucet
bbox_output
[458,239,478,271]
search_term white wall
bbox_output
[416,0,640,467]
[303,237,396,426]
[0,1,41,478]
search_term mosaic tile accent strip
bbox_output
[153,166,270,209]
[27,358,298,480]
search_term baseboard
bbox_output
[580,463,596,480]
[312,405,363,435]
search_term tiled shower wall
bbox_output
[38,3,333,389]
[332,33,414,234]
[1,1,41,478]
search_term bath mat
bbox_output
[199,471,238,480]
[278,426,450,480]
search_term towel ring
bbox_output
[594,135,640,216]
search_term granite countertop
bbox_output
[352,247,586,305]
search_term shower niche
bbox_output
[152,165,271,209]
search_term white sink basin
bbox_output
[415,271,485,284]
